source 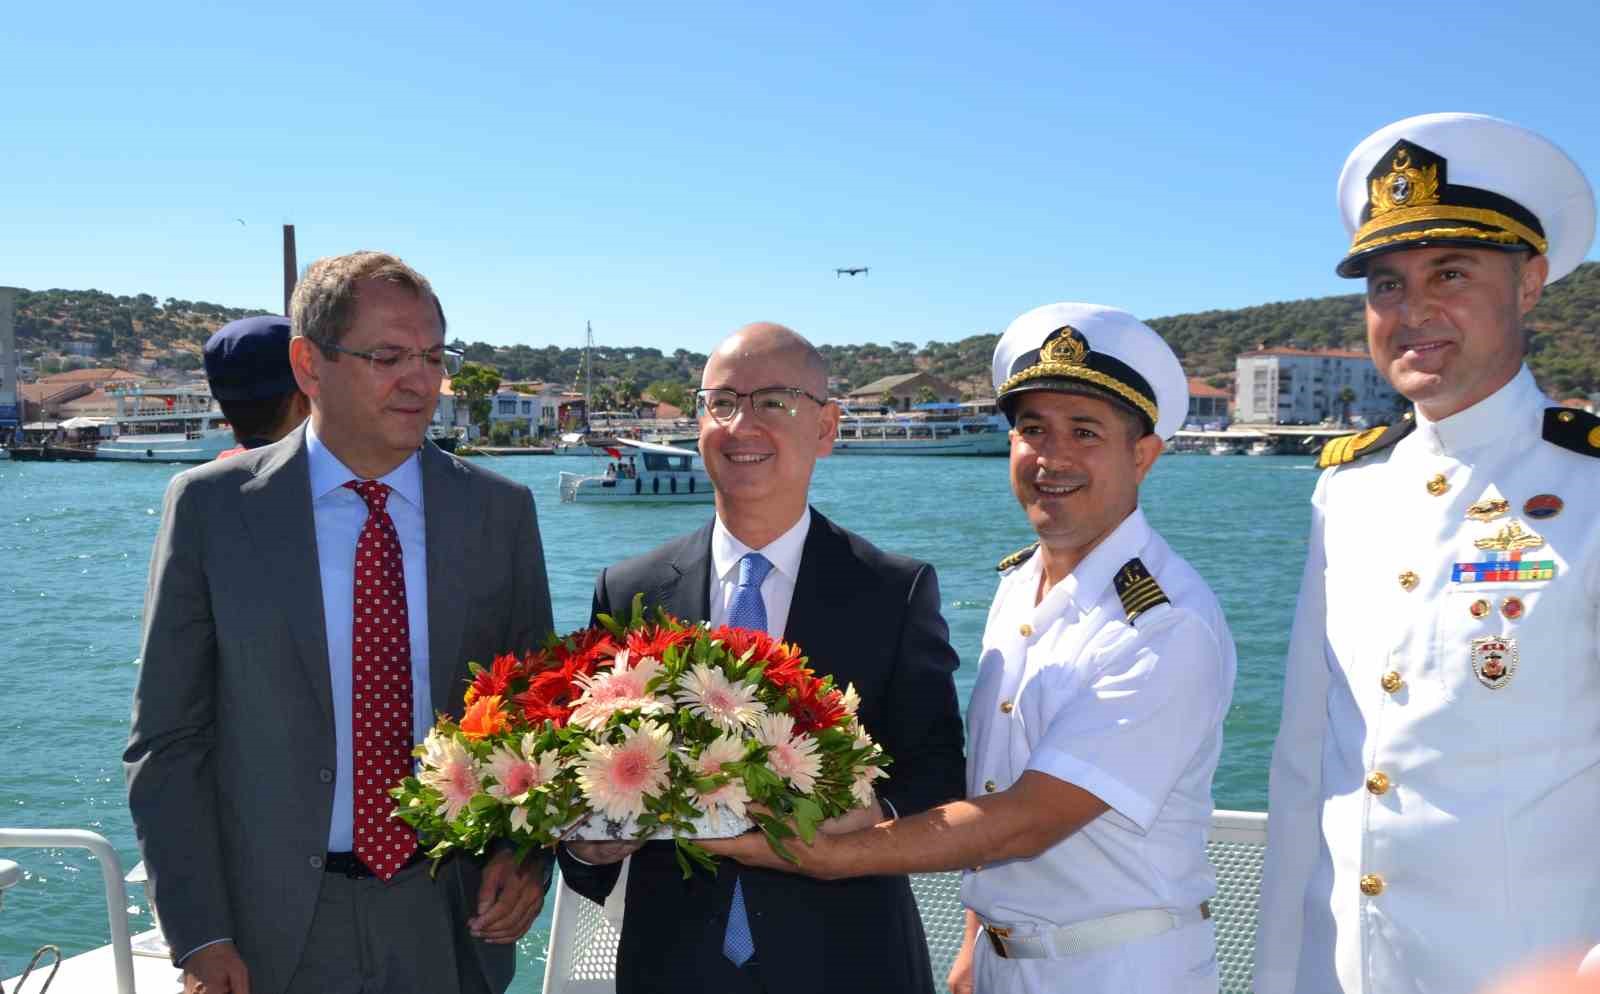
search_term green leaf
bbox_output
[790,796,824,844]
[594,612,625,638]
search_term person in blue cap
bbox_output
[203,315,309,456]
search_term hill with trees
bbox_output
[13,261,1600,398]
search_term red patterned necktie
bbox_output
[345,479,417,880]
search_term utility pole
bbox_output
[282,224,298,317]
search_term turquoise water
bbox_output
[0,450,1316,987]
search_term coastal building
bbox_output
[489,382,567,439]
[1233,346,1402,425]
[844,372,960,412]
[1186,377,1232,425]
[433,378,473,439]
[0,287,17,430]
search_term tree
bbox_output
[647,380,692,412]
[914,385,938,407]
[1336,386,1357,425]
[880,389,897,412]
[450,362,502,437]
[616,377,641,415]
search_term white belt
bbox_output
[981,901,1210,960]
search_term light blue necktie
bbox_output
[722,552,772,967]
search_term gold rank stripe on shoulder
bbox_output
[1542,407,1600,458]
[997,543,1039,573]
[1113,557,1169,624]
[1316,416,1417,469]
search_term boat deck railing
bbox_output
[541,808,1266,994]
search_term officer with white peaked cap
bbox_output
[1258,113,1600,994]
[703,302,1238,994]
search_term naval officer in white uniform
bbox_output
[1256,113,1600,994]
[707,303,1238,994]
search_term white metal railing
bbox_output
[541,808,1267,994]
[0,828,135,994]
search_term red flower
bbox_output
[626,624,696,659]
[464,653,521,705]
[787,676,847,735]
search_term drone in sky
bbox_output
[835,266,869,277]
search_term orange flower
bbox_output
[459,695,511,740]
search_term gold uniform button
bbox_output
[1359,873,1385,897]
[1398,571,1419,591]
[1019,623,1033,637]
[1365,771,1390,795]
[1589,426,1600,450]
[999,700,1014,714]
[1381,671,1404,694]
[1426,473,1449,496]
[983,780,997,793]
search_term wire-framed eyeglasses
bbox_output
[695,387,828,423]
[314,340,465,376]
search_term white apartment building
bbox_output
[1234,347,1402,425]
[488,384,563,439]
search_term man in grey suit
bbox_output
[125,251,555,994]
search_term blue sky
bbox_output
[3,2,1597,354]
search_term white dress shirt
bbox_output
[708,511,810,637]
[306,421,433,852]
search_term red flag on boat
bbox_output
[604,446,622,459]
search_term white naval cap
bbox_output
[990,302,1188,440]
[1337,112,1596,283]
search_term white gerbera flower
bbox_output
[569,650,672,731]
[417,732,480,820]
[754,713,822,793]
[576,721,673,821]
[674,663,767,732]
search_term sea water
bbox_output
[0,450,1316,987]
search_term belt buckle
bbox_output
[984,923,1011,959]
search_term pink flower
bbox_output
[674,663,766,732]
[693,734,752,829]
[569,650,671,731]
[577,721,672,821]
[486,734,561,813]
[417,731,480,820]
[754,713,822,793]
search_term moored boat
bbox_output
[93,385,234,463]
[558,438,714,503]
[833,407,1009,456]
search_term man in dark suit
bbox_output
[125,251,554,994]
[557,322,966,994]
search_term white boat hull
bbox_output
[559,471,715,503]
[832,435,1009,456]
[96,430,234,463]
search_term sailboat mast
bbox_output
[584,320,593,427]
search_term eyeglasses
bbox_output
[315,340,464,376]
[695,387,828,423]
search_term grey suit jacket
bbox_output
[124,425,554,994]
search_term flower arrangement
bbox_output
[390,595,889,875]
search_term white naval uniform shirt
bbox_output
[1257,367,1600,994]
[962,508,1237,994]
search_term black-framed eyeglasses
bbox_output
[695,387,828,423]
[314,340,464,376]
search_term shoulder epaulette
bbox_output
[1317,415,1415,469]
[1542,407,1600,458]
[997,543,1038,573]
[1113,558,1169,625]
